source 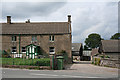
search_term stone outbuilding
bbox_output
[72,43,83,61]
[98,40,120,59]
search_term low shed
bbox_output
[72,43,83,61]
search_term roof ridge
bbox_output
[1,22,69,24]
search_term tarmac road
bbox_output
[1,61,119,78]
[1,68,118,78]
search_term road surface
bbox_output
[1,61,119,78]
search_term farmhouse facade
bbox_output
[1,15,72,61]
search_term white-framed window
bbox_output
[12,36,17,41]
[32,36,37,42]
[22,47,26,53]
[49,35,54,41]
[12,47,17,53]
[49,47,55,54]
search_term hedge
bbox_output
[1,58,50,66]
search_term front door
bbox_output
[26,44,38,59]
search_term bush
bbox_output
[94,58,101,66]
[34,58,50,66]
[105,56,110,58]
[100,55,104,58]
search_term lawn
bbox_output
[1,58,50,66]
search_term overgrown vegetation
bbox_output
[0,50,11,58]
[94,58,101,66]
[100,55,110,58]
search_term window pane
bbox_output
[49,35,54,41]
[12,36,16,41]
[22,47,26,53]
[49,47,55,52]
[14,36,16,41]
[12,47,17,53]
[49,36,51,41]
[32,36,37,41]
[52,36,54,41]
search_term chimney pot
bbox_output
[7,16,11,24]
[26,19,30,23]
[68,15,71,23]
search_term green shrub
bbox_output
[91,61,94,64]
[105,56,110,58]
[94,58,101,66]
[100,55,104,58]
[1,58,50,66]
[34,58,50,66]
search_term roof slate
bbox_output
[72,43,82,51]
[91,48,99,56]
[1,22,70,34]
[101,40,120,52]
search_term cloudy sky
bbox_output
[1,1,118,44]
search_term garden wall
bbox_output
[92,57,119,68]
[100,58,119,68]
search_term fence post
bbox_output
[49,54,55,70]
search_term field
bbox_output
[1,58,50,66]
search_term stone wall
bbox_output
[1,34,72,60]
[100,58,119,68]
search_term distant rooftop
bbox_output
[101,40,119,53]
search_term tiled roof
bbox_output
[101,40,119,52]
[1,22,70,34]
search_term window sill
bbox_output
[49,41,54,42]
[12,52,17,53]
[50,52,55,54]
[12,41,17,42]
[22,52,26,54]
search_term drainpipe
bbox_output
[19,33,21,57]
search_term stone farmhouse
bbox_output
[1,15,72,61]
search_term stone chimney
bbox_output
[68,15,71,23]
[26,19,30,23]
[7,16,11,24]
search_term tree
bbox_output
[84,33,102,49]
[84,45,89,50]
[110,33,120,40]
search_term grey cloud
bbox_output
[71,2,118,44]
[1,2,118,44]
[2,2,66,20]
